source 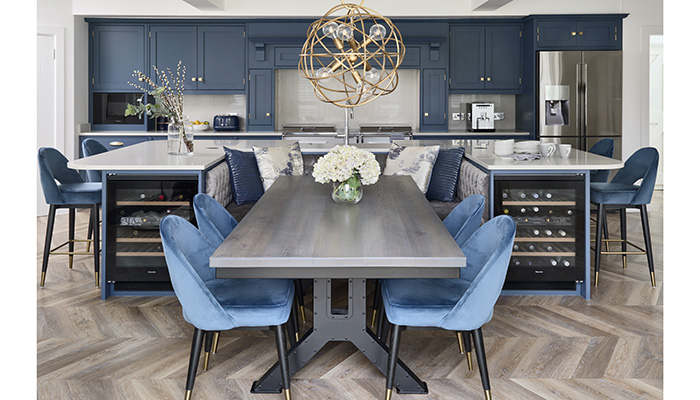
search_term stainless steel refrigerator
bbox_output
[538,51,622,160]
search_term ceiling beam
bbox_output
[181,0,225,11]
[471,0,514,12]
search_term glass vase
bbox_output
[167,115,194,155]
[332,174,363,205]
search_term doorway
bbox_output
[37,27,65,216]
[648,34,663,188]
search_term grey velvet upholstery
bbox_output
[81,139,108,182]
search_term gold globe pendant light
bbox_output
[299,0,406,109]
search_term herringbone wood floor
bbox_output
[37,191,663,399]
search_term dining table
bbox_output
[210,174,466,395]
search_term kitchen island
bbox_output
[70,139,622,300]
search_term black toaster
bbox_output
[213,114,240,131]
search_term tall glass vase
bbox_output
[167,115,194,155]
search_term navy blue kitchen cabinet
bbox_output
[149,25,246,93]
[421,68,448,131]
[536,17,621,50]
[91,24,147,91]
[449,24,522,93]
[247,69,275,131]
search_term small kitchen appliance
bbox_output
[466,102,495,132]
[213,114,240,131]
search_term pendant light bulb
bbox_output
[322,21,339,39]
[336,24,353,41]
[369,24,386,41]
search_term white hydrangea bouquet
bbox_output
[312,145,381,204]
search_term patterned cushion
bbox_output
[383,143,440,194]
[426,147,465,202]
[252,142,304,191]
[223,147,264,205]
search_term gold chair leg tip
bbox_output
[299,306,306,323]
[203,352,210,371]
[384,388,393,400]
[485,389,492,400]
[184,390,192,400]
[370,309,378,328]
[467,351,474,371]
[284,388,291,400]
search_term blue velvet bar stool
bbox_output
[160,215,295,400]
[591,147,659,287]
[38,147,102,287]
[381,215,516,400]
[370,194,485,330]
[80,138,108,252]
[192,193,301,349]
[588,138,616,251]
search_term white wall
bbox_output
[39,0,664,160]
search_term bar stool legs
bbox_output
[640,205,656,287]
[274,324,292,400]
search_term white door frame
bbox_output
[37,25,65,215]
[640,25,663,189]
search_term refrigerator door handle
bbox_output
[581,63,588,143]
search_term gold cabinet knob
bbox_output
[487,77,491,82]
[571,32,577,36]
[424,112,429,117]
[191,77,196,81]
[265,112,271,117]
[198,77,203,82]
[480,77,484,81]
[108,141,124,147]
[579,32,584,35]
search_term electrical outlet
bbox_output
[452,112,465,121]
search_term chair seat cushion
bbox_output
[590,182,639,205]
[381,278,470,327]
[57,182,102,205]
[206,278,294,327]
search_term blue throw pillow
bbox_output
[426,147,465,202]
[223,146,264,205]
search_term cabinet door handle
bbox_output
[198,77,203,82]
[191,77,196,82]
[571,32,577,36]
[480,77,484,81]
[487,77,491,82]
[424,112,429,117]
[579,31,584,36]
[109,141,124,147]
[265,112,271,117]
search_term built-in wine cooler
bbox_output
[105,175,198,290]
[494,174,586,291]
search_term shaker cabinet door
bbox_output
[485,25,522,91]
[421,68,447,131]
[149,25,198,91]
[449,25,485,90]
[91,24,147,91]
[198,25,246,91]
[248,69,274,130]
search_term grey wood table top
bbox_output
[211,175,465,279]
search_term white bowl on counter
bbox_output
[191,124,210,132]
[513,140,540,154]
[494,139,514,156]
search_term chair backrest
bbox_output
[438,215,516,331]
[38,147,84,204]
[610,147,659,205]
[193,193,239,246]
[588,138,615,183]
[81,139,108,182]
[159,215,235,331]
[443,194,485,247]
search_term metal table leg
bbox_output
[251,278,428,394]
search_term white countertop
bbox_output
[69,138,623,172]
[401,140,625,171]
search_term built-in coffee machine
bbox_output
[465,102,495,132]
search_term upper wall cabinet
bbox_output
[91,24,147,91]
[449,24,522,93]
[149,25,246,93]
[536,18,621,50]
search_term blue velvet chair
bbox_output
[159,215,295,400]
[81,138,108,183]
[588,138,616,183]
[381,215,516,400]
[38,147,102,287]
[591,147,659,287]
[193,193,302,344]
[370,194,486,329]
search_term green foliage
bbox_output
[123,90,172,119]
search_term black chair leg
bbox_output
[294,279,306,324]
[371,279,382,328]
[203,331,213,371]
[379,307,390,343]
[385,324,402,400]
[471,328,492,400]
[594,204,605,287]
[87,207,94,252]
[375,297,385,337]
[41,205,57,287]
[602,209,610,252]
[274,324,292,400]
[68,208,75,269]
[640,205,656,287]
[185,328,205,400]
[620,207,627,269]
[92,203,100,287]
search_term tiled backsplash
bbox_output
[448,94,516,131]
[275,69,420,131]
[182,94,247,129]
